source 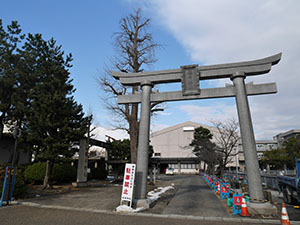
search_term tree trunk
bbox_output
[129,86,139,164]
[129,119,139,164]
[43,160,53,189]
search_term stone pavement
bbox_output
[11,175,300,224]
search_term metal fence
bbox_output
[227,172,280,190]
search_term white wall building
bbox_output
[237,139,278,172]
[150,121,239,174]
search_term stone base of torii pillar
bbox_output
[133,199,151,209]
[248,202,277,215]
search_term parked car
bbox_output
[165,168,175,175]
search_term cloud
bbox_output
[177,102,237,124]
[136,0,300,139]
[91,125,129,141]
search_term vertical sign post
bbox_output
[121,163,136,207]
[0,166,17,206]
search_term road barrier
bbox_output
[281,203,291,225]
[199,171,300,218]
[240,195,250,217]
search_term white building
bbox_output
[237,139,278,172]
[273,129,300,148]
[150,121,239,174]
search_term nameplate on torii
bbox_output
[181,64,200,96]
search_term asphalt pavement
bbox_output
[0,205,270,225]
[162,175,230,217]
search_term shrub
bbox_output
[52,163,76,184]
[24,162,77,184]
[24,162,45,184]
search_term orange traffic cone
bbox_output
[217,184,220,195]
[281,203,291,225]
[240,195,250,217]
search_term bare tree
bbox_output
[98,8,161,164]
[210,119,239,176]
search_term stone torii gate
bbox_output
[112,53,281,208]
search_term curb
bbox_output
[13,201,300,224]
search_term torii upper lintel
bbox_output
[112,53,281,86]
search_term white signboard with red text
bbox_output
[120,163,136,207]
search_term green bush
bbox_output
[0,164,28,199]
[24,162,45,184]
[24,162,76,184]
[52,163,76,183]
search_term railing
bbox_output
[265,170,296,176]
[226,172,281,190]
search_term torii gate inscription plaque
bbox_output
[112,53,281,208]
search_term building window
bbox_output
[154,153,161,157]
[169,164,178,169]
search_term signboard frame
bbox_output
[120,163,136,207]
[0,166,17,206]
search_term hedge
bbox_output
[24,162,77,184]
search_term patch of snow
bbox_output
[147,186,174,202]
[115,205,144,212]
[115,185,175,213]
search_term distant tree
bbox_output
[108,139,131,161]
[262,148,287,170]
[23,34,86,189]
[262,135,300,170]
[283,135,300,167]
[0,20,25,139]
[190,126,221,175]
[98,8,162,164]
[210,119,239,176]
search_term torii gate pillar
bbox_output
[231,72,264,200]
[134,81,153,207]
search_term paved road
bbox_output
[0,205,271,225]
[163,175,230,217]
